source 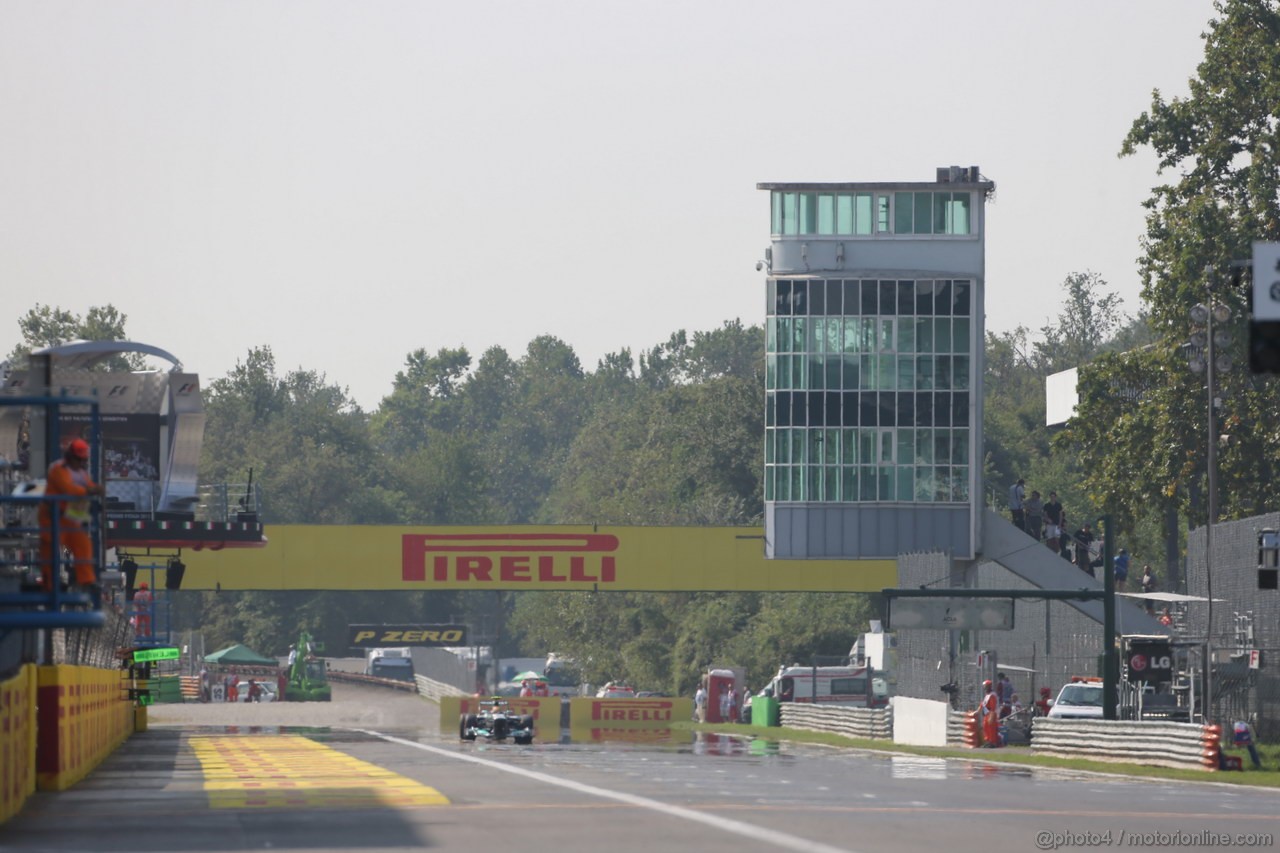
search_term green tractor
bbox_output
[284,630,331,702]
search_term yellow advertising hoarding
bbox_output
[568,696,693,729]
[181,525,895,592]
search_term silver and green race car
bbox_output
[459,697,535,745]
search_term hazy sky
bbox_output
[0,1,1215,410]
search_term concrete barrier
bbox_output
[0,665,37,823]
[35,665,133,791]
[891,696,949,746]
[414,673,467,703]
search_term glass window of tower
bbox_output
[764,276,973,503]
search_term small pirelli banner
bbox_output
[569,697,692,729]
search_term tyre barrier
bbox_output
[1031,718,1223,771]
[946,710,980,748]
[778,704,892,740]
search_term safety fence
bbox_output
[778,704,892,740]
[415,673,467,703]
[1031,718,1220,771]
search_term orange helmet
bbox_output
[68,439,90,460]
[138,581,148,590]
[983,679,993,688]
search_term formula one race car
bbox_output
[459,697,535,745]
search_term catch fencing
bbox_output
[779,704,892,740]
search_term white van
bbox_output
[756,665,885,708]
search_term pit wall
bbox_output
[0,665,37,822]
[35,664,135,791]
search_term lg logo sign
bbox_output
[1130,653,1172,672]
[1127,643,1173,682]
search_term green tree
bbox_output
[1033,271,1127,373]
[1066,0,1280,534]
[7,304,147,371]
[201,346,387,525]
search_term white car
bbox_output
[1046,680,1103,719]
[595,683,636,699]
[234,680,277,703]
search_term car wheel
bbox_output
[460,714,476,741]
[514,735,533,745]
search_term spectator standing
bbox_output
[1024,491,1045,541]
[1114,549,1130,592]
[996,672,1013,708]
[727,688,739,723]
[694,683,708,722]
[1009,479,1026,531]
[1043,491,1065,552]
[1073,524,1096,577]
[719,685,731,721]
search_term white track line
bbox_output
[358,729,856,853]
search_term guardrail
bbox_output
[414,673,467,702]
[1031,718,1220,770]
[326,670,417,691]
[779,704,892,740]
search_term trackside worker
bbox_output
[133,581,153,636]
[980,679,1001,747]
[1035,686,1052,717]
[39,438,104,591]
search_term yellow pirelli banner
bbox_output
[182,525,895,592]
[569,696,693,729]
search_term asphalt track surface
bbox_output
[5,682,1280,853]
